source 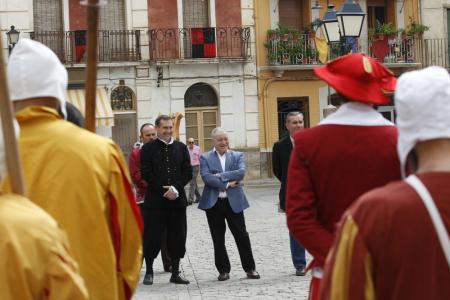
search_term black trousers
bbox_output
[206,198,256,273]
[143,207,186,267]
[140,204,171,269]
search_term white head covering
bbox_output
[395,66,450,177]
[0,119,20,180]
[7,38,67,117]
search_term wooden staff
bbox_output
[83,0,101,132]
[0,37,25,195]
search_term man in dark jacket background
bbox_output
[141,115,192,285]
[272,112,306,276]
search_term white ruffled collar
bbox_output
[320,102,394,126]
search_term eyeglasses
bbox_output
[188,141,194,144]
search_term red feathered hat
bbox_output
[314,53,397,105]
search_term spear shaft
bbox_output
[84,0,100,132]
[0,37,25,195]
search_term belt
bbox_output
[218,197,228,200]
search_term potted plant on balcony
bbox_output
[303,45,317,65]
[267,29,279,41]
[305,19,322,39]
[370,21,397,62]
[407,18,429,38]
[370,21,397,40]
[278,26,292,42]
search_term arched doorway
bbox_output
[184,83,219,151]
[111,83,137,158]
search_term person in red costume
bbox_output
[321,66,450,300]
[285,53,401,300]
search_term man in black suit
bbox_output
[272,112,307,276]
[140,115,192,285]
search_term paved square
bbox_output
[133,184,311,299]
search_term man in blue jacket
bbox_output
[198,127,260,281]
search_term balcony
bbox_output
[368,35,421,67]
[30,30,141,65]
[264,31,423,72]
[148,27,250,62]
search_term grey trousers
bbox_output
[188,165,201,203]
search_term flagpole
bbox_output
[0,38,25,195]
[83,0,101,132]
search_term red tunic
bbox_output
[128,147,148,203]
[321,172,450,299]
[286,123,401,267]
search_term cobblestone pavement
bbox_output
[133,185,311,299]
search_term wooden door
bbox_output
[112,113,137,159]
[277,97,309,139]
[185,108,218,152]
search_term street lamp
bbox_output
[6,25,20,54]
[322,5,340,44]
[320,1,365,55]
[337,0,365,38]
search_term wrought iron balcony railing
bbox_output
[265,31,424,67]
[368,35,419,64]
[149,27,250,61]
[30,30,141,64]
[265,33,321,65]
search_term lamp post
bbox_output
[320,1,365,57]
[6,25,20,54]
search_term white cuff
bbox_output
[170,186,179,197]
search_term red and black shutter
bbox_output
[191,28,216,58]
[74,30,87,62]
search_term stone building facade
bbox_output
[1,0,262,179]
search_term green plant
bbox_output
[371,20,397,36]
[264,26,311,65]
[407,18,429,34]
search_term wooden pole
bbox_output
[0,37,25,195]
[84,0,101,132]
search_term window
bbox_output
[99,0,126,30]
[367,0,395,30]
[183,0,209,28]
[368,6,386,29]
[278,0,309,30]
[111,85,136,111]
[184,83,218,107]
[33,0,63,32]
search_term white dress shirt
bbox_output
[216,149,228,198]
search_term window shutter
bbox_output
[33,0,63,31]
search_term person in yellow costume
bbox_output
[5,39,143,300]
[0,121,88,299]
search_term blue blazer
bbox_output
[198,150,249,213]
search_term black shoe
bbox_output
[143,273,153,285]
[218,272,230,281]
[246,270,260,279]
[296,266,306,276]
[170,274,190,284]
[164,265,172,273]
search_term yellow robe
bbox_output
[7,106,143,300]
[0,193,88,300]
